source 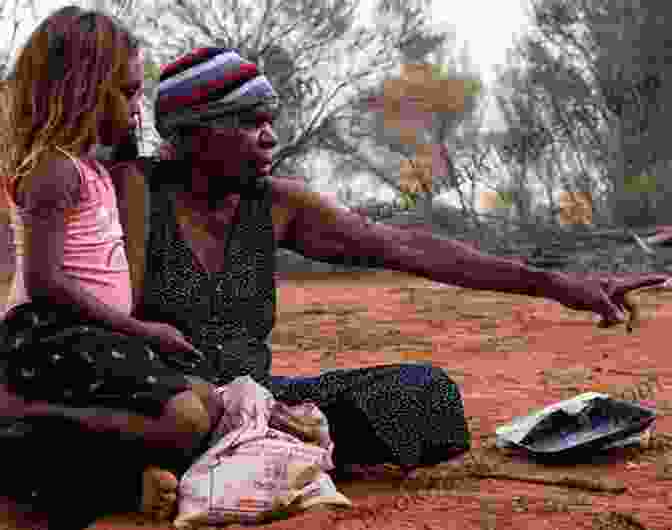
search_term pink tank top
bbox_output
[5,150,132,316]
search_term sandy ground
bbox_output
[2,270,672,529]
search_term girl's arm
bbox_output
[19,155,148,337]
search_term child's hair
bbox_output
[0,81,12,218]
[0,5,140,203]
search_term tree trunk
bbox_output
[607,116,627,226]
[415,190,433,226]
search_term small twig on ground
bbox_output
[465,470,627,494]
[453,452,626,494]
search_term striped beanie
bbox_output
[154,47,279,139]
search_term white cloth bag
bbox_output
[174,376,351,529]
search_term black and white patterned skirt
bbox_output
[0,302,192,418]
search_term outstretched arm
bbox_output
[275,177,561,299]
[274,176,669,327]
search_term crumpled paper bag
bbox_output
[174,376,351,529]
[496,392,656,460]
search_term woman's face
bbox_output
[98,51,144,146]
[188,108,279,195]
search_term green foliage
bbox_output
[144,59,161,83]
[494,189,515,210]
[624,173,657,193]
[430,63,448,78]
[430,64,481,97]
[398,190,419,210]
[464,78,482,97]
[506,0,672,225]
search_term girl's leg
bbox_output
[141,377,225,522]
[0,383,210,452]
[185,375,225,430]
[0,382,209,522]
[0,308,223,522]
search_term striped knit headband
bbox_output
[154,47,279,139]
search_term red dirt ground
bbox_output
[3,270,672,530]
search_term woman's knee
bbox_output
[418,363,461,388]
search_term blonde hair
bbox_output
[0,81,14,215]
[0,5,140,203]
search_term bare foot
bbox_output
[140,467,179,522]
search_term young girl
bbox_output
[0,6,222,524]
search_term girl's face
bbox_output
[98,51,144,146]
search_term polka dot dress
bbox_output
[268,364,470,468]
[140,177,471,469]
[140,178,277,386]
